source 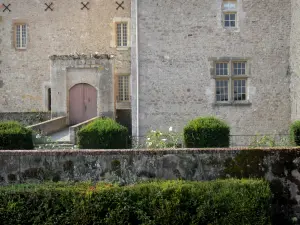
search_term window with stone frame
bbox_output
[15,23,27,49]
[116,22,128,47]
[215,61,248,103]
[222,0,237,28]
[118,75,130,101]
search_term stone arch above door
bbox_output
[49,54,114,120]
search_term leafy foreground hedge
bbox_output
[184,116,230,148]
[0,121,33,150]
[0,179,271,225]
[77,118,128,149]
[290,120,300,146]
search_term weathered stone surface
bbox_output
[2,148,300,221]
[0,112,51,126]
[131,0,292,142]
[0,0,131,112]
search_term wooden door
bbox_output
[69,83,97,125]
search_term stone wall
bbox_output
[1,148,300,222]
[132,0,292,139]
[0,112,51,126]
[0,0,131,112]
[290,0,300,122]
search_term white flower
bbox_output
[151,130,155,133]
[169,127,173,132]
[36,134,41,139]
[147,138,150,140]
[162,139,167,142]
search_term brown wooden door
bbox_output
[69,83,97,125]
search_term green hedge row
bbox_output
[77,118,128,149]
[0,121,33,150]
[0,179,271,225]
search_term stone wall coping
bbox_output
[49,54,114,60]
[27,116,66,127]
[0,147,300,156]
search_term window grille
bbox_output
[116,23,128,47]
[118,75,130,101]
[215,61,248,102]
[16,24,27,49]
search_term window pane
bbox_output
[117,23,122,47]
[122,23,127,47]
[223,1,237,10]
[216,63,229,76]
[118,76,130,101]
[234,79,246,101]
[16,25,21,48]
[224,13,236,27]
[22,25,27,48]
[216,80,229,102]
[233,62,246,75]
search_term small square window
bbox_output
[224,13,236,28]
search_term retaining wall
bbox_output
[0,148,300,222]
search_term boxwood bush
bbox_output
[184,116,230,148]
[0,179,271,225]
[0,121,33,150]
[290,120,300,146]
[77,118,128,149]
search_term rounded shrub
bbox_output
[184,116,230,148]
[0,121,34,150]
[77,118,128,149]
[290,120,300,146]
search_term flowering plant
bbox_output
[145,127,183,149]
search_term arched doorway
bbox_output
[69,83,97,125]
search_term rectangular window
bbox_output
[216,80,229,102]
[118,75,130,101]
[233,80,246,101]
[233,62,246,75]
[222,0,237,28]
[216,62,229,75]
[116,22,128,47]
[224,13,236,28]
[15,24,27,49]
[214,60,248,103]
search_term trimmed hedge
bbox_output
[0,121,33,150]
[290,120,300,146]
[77,118,128,149]
[0,179,271,225]
[184,116,230,148]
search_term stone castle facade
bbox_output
[1,0,300,141]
